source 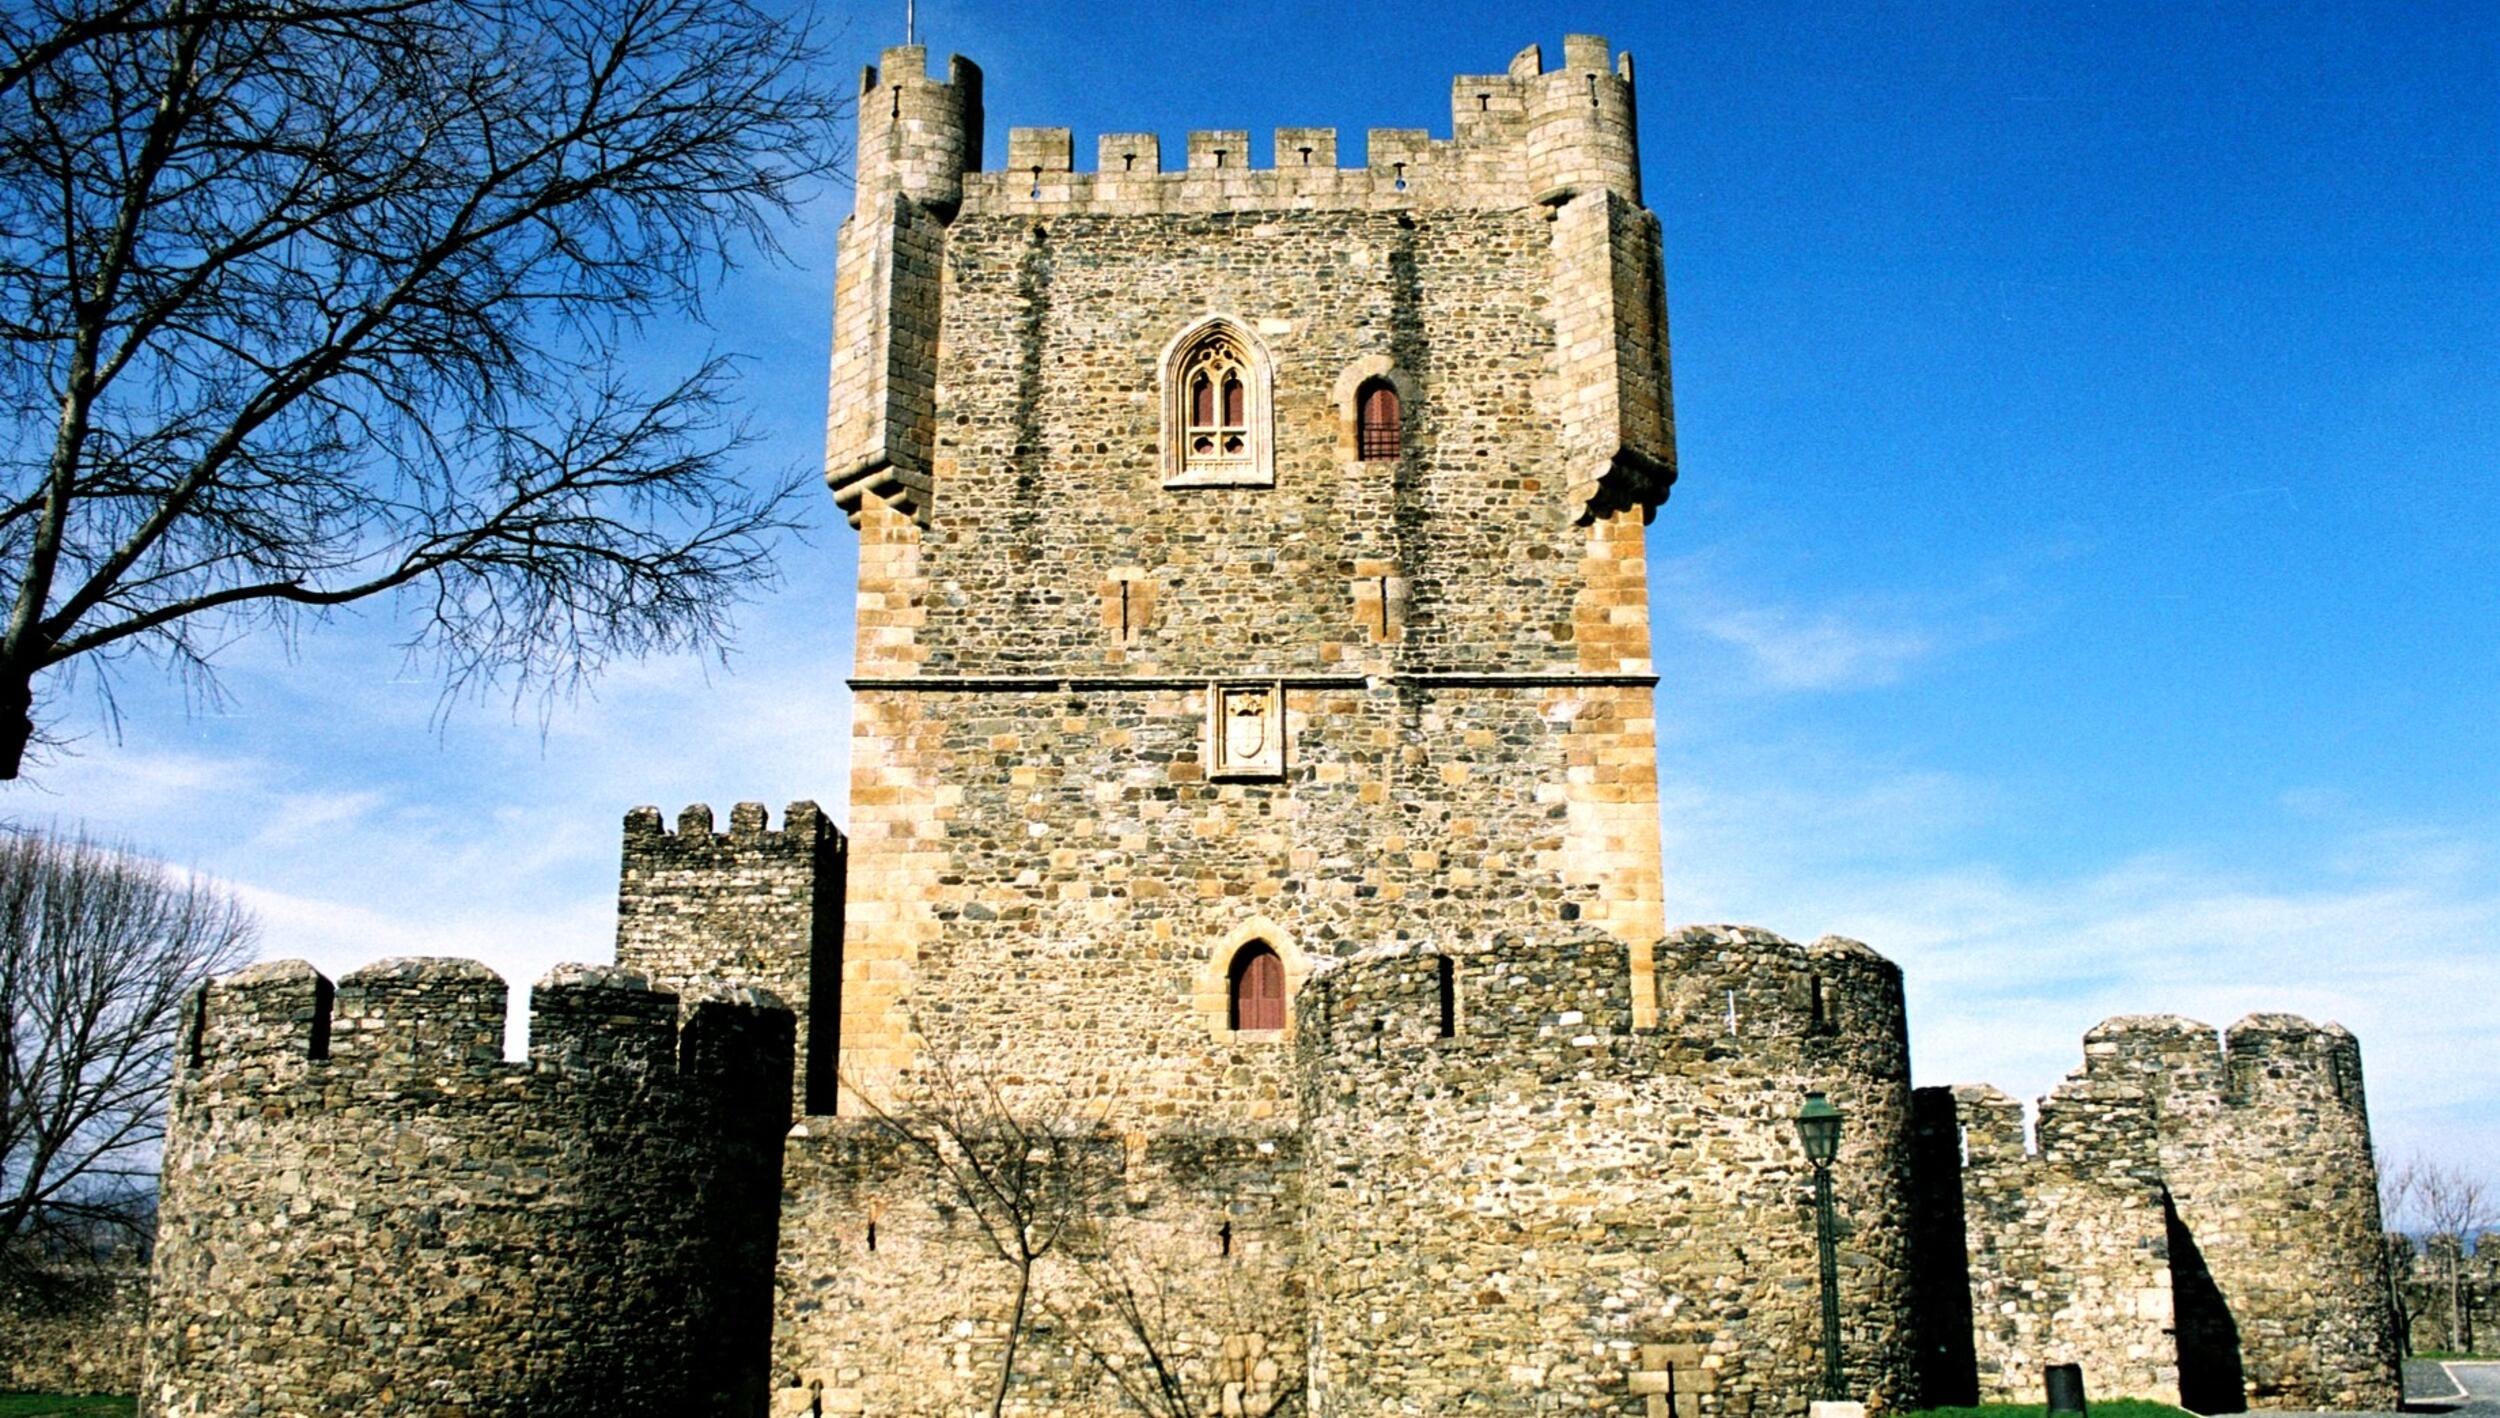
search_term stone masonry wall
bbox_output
[1911,1084,2176,1406]
[618,800,844,1113]
[0,1267,147,1395]
[141,957,793,1418]
[1930,1015,2399,1413]
[771,1122,1304,1417]
[2092,1014,2399,1411]
[1297,926,1919,1416]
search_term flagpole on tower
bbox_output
[905,0,915,46]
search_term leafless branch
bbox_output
[846,1045,1125,1418]
[0,823,256,1290]
[0,0,849,777]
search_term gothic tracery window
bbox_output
[1162,319,1273,487]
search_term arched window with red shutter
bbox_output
[1228,942,1286,1032]
[1356,378,1401,460]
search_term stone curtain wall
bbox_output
[1296,927,1919,1416]
[141,958,793,1418]
[1925,1015,2399,1413]
[771,1124,1305,1416]
[1910,1085,2176,1406]
[0,1268,148,1395]
[616,800,844,1113]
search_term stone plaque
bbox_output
[1209,681,1285,780]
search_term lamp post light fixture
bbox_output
[1795,1090,1846,1403]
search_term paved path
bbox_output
[2406,1360,2500,1416]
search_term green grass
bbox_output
[2417,1350,2500,1362]
[0,1398,135,1417]
[1902,1403,2196,1418]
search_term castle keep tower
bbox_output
[825,34,1675,1121]
[779,33,1929,1418]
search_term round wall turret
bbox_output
[1525,33,1641,205]
[141,959,795,1418]
[1295,926,1918,1415]
[854,45,982,217]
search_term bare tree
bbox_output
[0,825,254,1287]
[0,0,849,778]
[1054,1241,1305,1418]
[2410,1160,2495,1354]
[851,1049,1124,1418]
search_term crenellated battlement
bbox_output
[854,45,982,216]
[151,955,794,1416]
[184,956,792,1091]
[959,35,1637,217]
[623,797,838,849]
[1654,924,1911,1052]
[2068,1010,2369,1118]
[1301,934,1631,1058]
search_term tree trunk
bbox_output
[0,664,32,780]
[991,1256,1032,1418]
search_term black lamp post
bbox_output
[1795,1090,1846,1403]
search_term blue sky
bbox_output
[6,1,2495,1197]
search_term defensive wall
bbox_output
[1915,1015,2398,1412]
[1298,925,1918,1416]
[140,957,794,1418]
[0,1266,148,1396]
[771,1122,1306,1417]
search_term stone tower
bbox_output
[824,33,1675,1121]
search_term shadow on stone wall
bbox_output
[2167,1192,2247,1414]
[1908,1086,1980,1406]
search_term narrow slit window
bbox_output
[1356,379,1401,460]
[1436,955,1457,1038]
[1229,942,1286,1031]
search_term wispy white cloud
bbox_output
[1660,751,2500,1179]
[1649,546,2034,695]
[1688,604,1941,690]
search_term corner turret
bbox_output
[827,48,981,527]
[1522,35,1642,205]
[853,45,982,217]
